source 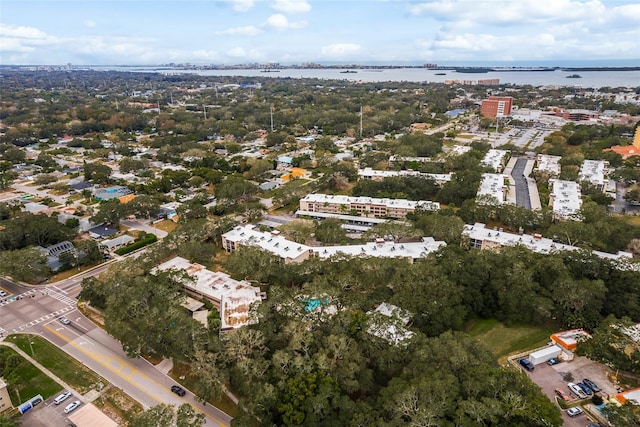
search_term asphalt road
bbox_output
[0,276,231,427]
[510,158,532,209]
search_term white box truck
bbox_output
[529,345,561,365]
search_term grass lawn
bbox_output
[8,335,103,394]
[466,318,556,363]
[170,362,238,417]
[0,346,62,405]
[154,219,178,233]
[93,386,143,426]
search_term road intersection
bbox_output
[0,272,232,427]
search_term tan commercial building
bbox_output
[0,378,12,413]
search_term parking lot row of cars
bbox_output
[53,390,81,414]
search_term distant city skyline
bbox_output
[1,0,639,66]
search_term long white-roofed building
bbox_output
[357,168,452,185]
[477,173,510,204]
[299,193,439,219]
[549,179,582,220]
[579,159,608,190]
[481,149,510,172]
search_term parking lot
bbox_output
[524,356,614,426]
[20,391,83,427]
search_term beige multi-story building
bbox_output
[299,194,439,219]
[0,378,12,413]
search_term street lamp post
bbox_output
[28,338,35,357]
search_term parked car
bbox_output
[554,388,570,401]
[568,382,588,399]
[171,385,186,396]
[583,378,601,393]
[54,391,71,405]
[0,290,7,297]
[566,407,583,417]
[578,382,594,396]
[518,358,534,372]
[63,400,81,414]
[547,357,561,366]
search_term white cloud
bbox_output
[408,0,607,26]
[226,0,255,12]
[227,47,247,57]
[272,0,311,14]
[216,25,261,36]
[0,23,48,39]
[83,20,96,28]
[321,43,362,57]
[263,14,307,31]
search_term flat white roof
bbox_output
[579,159,607,187]
[367,302,414,345]
[449,145,472,156]
[358,168,452,183]
[481,149,509,172]
[536,154,562,175]
[295,210,390,225]
[223,225,312,260]
[315,237,445,260]
[477,173,508,204]
[156,256,263,330]
[463,223,633,263]
[550,179,582,219]
[300,193,439,211]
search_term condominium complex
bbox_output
[477,173,509,204]
[299,194,439,219]
[463,223,633,264]
[357,168,452,185]
[536,154,562,176]
[222,225,446,264]
[579,159,608,190]
[481,149,510,172]
[156,256,265,331]
[549,179,582,220]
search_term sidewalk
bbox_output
[0,340,89,403]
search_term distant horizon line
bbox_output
[1,59,639,68]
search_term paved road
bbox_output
[510,158,532,209]
[0,277,231,427]
[10,182,68,206]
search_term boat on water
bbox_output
[566,74,582,79]
[340,70,358,74]
[260,69,280,73]
[435,72,446,75]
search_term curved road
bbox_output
[0,276,231,427]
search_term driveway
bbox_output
[526,356,614,427]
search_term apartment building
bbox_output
[549,179,582,220]
[357,168,452,185]
[481,149,510,172]
[299,194,439,219]
[536,154,562,176]
[579,159,608,190]
[477,174,509,204]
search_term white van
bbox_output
[54,391,71,405]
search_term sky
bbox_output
[1,0,639,66]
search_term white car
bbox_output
[568,382,588,399]
[567,407,583,417]
[59,317,71,325]
[0,290,7,297]
[64,400,81,414]
[54,391,71,405]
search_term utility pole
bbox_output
[360,106,363,138]
[270,105,274,132]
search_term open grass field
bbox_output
[0,346,61,405]
[466,318,556,363]
[8,335,103,394]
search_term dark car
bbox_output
[547,357,561,366]
[583,378,601,392]
[578,382,593,395]
[518,358,534,372]
[171,385,186,396]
